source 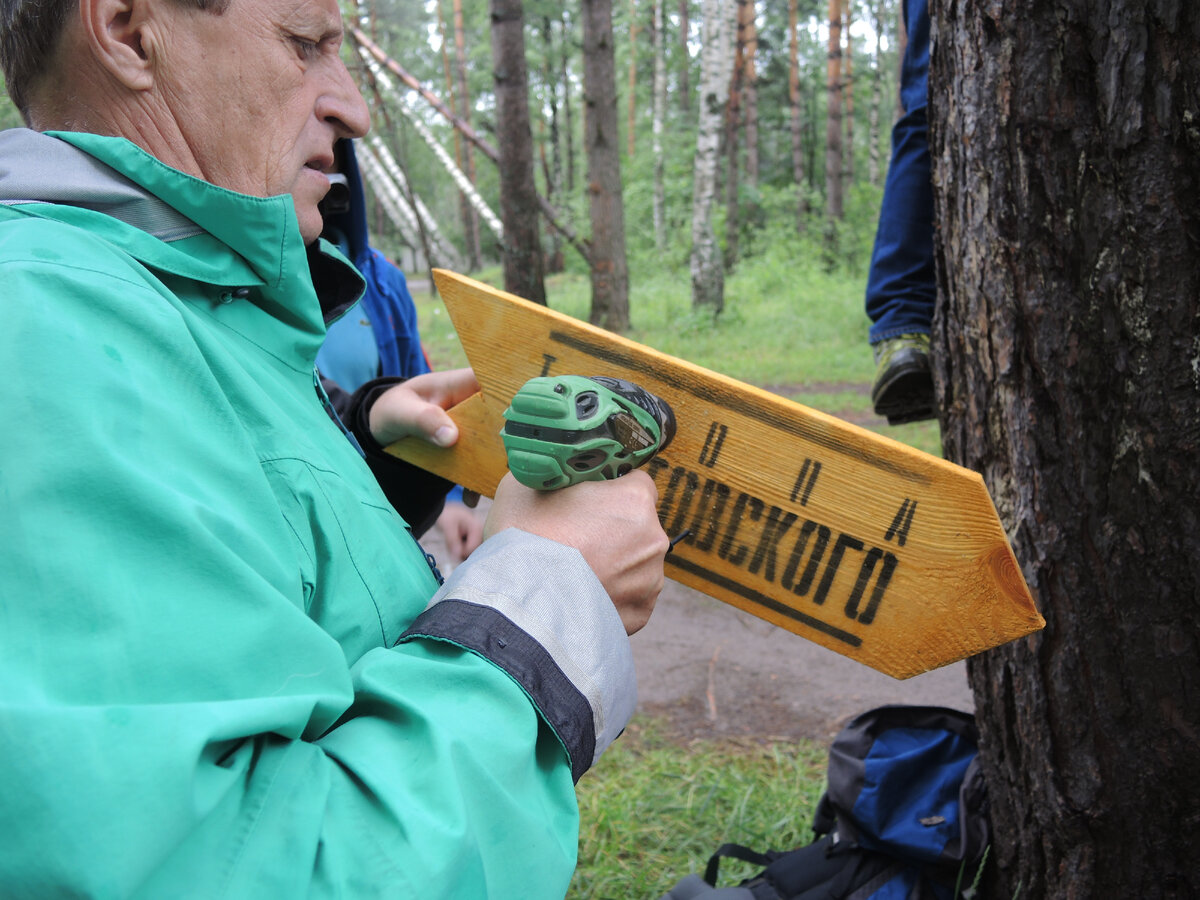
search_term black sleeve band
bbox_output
[399,599,597,783]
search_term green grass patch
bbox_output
[569,717,829,899]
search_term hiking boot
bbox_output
[871,334,935,425]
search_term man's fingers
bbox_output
[368,369,478,447]
[406,368,479,408]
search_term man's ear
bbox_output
[77,0,155,91]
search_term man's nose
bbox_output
[320,60,371,140]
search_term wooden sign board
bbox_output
[389,270,1044,679]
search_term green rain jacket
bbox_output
[0,130,636,898]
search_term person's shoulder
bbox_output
[0,215,160,293]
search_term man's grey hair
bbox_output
[1,0,230,122]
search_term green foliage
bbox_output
[347,0,900,280]
[568,718,828,899]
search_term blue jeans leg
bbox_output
[865,0,934,345]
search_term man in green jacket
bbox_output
[0,0,669,896]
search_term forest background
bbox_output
[0,0,907,353]
[6,2,1199,898]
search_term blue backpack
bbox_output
[660,706,990,900]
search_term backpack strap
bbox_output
[704,843,780,886]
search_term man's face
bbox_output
[153,0,370,242]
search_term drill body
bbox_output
[501,375,676,491]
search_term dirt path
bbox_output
[628,578,972,745]
[422,518,973,747]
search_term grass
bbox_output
[569,717,829,900]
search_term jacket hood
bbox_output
[0,128,204,242]
[321,138,371,266]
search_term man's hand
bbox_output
[367,368,479,448]
[484,471,668,635]
[436,501,485,564]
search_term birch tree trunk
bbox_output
[824,0,844,220]
[357,49,504,244]
[489,0,546,303]
[690,0,733,311]
[931,0,1200,896]
[678,0,691,112]
[582,0,631,331]
[652,0,667,252]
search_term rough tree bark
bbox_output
[824,0,844,220]
[652,0,667,251]
[788,0,808,231]
[742,0,759,187]
[581,0,631,331]
[489,0,546,303]
[842,1,854,189]
[930,1,1200,897]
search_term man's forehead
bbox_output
[247,0,345,33]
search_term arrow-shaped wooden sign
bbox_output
[388,269,1044,679]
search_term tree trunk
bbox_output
[678,0,691,112]
[627,0,639,158]
[788,0,808,231]
[842,1,854,191]
[690,0,733,311]
[452,0,482,267]
[824,0,844,220]
[561,9,577,194]
[867,0,882,186]
[542,15,565,273]
[357,49,504,244]
[581,0,631,331]
[742,0,759,188]
[930,1,1200,897]
[489,0,546,303]
[435,0,477,272]
[652,0,667,251]
[723,0,748,271]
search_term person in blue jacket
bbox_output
[317,138,483,562]
[864,0,936,425]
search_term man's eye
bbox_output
[291,36,320,59]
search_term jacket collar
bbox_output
[0,129,363,312]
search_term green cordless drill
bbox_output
[501,375,677,491]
